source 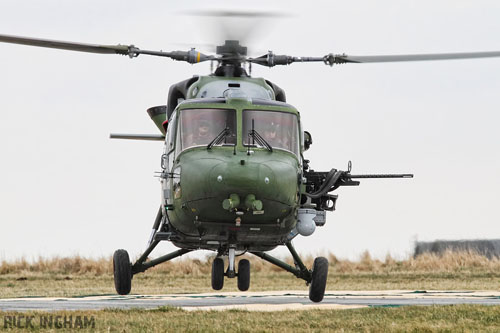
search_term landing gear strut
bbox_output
[251,241,328,302]
[210,246,252,292]
[227,246,236,278]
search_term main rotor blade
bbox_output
[0,33,216,63]
[252,51,500,67]
[330,51,500,64]
[0,33,133,55]
[184,9,289,18]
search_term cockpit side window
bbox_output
[176,109,236,152]
[165,111,177,154]
[242,110,299,155]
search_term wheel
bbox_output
[308,257,328,302]
[211,257,225,290]
[237,259,250,291]
[113,249,132,295]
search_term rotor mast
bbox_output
[213,40,249,77]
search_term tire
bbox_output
[211,257,225,290]
[113,249,132,295]
[237,259,250,291]
[309,257,328,303]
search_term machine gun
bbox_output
[303,161,413,212]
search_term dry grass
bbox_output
[1,251,500,298]
[0,256,111,276]
[2,250,500,276]
[329,250,500,273]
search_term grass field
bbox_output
[2,305,500,332]
[1,251,500,298]
[2,252,500,332]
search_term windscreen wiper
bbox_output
[249,129,273,152]
[207,127,230,149]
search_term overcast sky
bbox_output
[1,0,499,262]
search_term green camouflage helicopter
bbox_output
[2,33,500,303]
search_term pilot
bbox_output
[263,121,293,151]
[263,122,281,147]
[186,119,212,146]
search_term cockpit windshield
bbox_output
[177,109,236,151]
[242,110,299,155]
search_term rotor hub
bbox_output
[216,40,247,57]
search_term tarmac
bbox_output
[2,290,500,311]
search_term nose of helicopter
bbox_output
[178,154,300,223]
[207,159,298,208]
[209,161,274,201]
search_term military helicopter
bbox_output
[2,32,500,303]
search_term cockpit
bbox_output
[172,107,299,156]
[176,109,237,151]
[242,110,299,155]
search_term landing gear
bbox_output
[308,257,329,303]
[113,249,132,295]
[115,208,326,302]
[211,250,251,291]
[251,242,329,302]
[237,259,250,291]
[211,257,225,290]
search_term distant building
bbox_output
[414,239,500,259]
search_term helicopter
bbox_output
[2,32,500,303]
